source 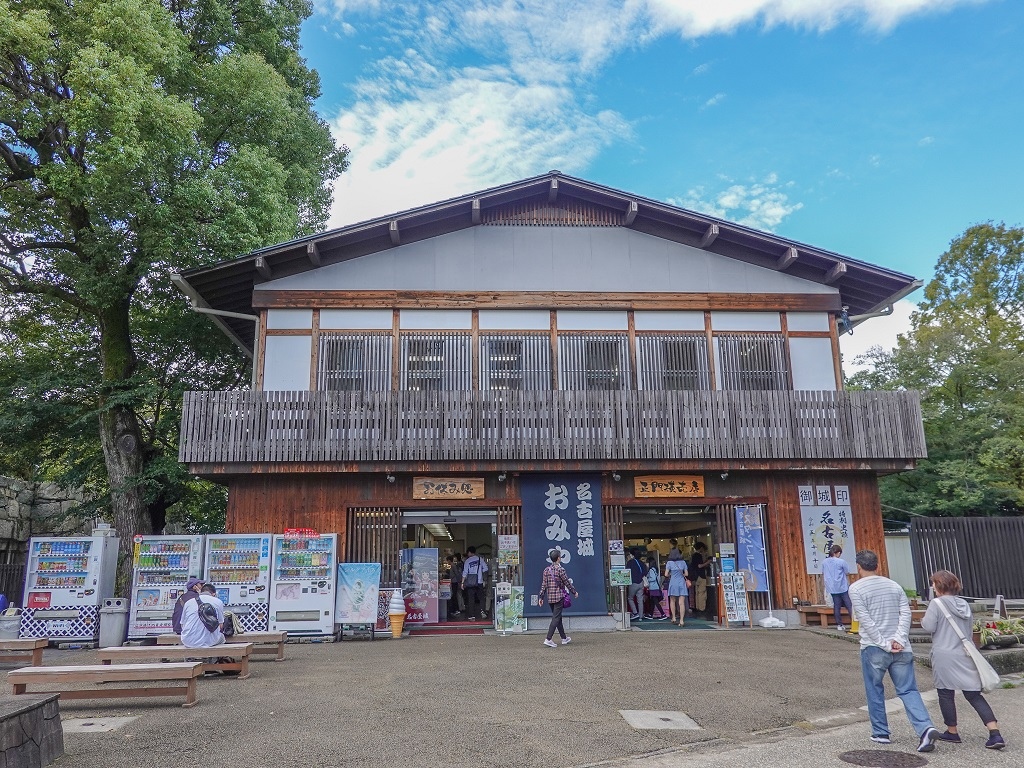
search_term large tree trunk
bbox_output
[97,301,152,593]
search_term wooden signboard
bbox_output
[413,477,485,500]
[634,475,705,498]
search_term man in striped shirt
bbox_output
[849,549,939,753]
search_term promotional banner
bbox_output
[400,548,438,624]
[521,474,604,617]
[735,505,769,593]
[494,586,525,632]
[336,563,381,624]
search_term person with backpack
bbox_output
[461,547,489,620]
[179,579,225,649]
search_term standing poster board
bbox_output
[336,563,381,625]
[722,571,750,624]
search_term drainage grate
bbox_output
[618,710,701,730]
[62,716,139,734]
[838,750,928,767]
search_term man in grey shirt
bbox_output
[849,549,939,753]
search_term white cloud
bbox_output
[918,135,935,146]
[838,299,916,374]
[670,173,804,231]
[320,0,993,225]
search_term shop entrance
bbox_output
[400,511,497,624]
[623,506,719,622]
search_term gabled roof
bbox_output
[173,171,921,353]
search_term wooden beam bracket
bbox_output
[824,260,847,284]
[306,242,321,267]
[548,178,558,202]
[624,200,638,226]
[698,223,719,248]
[775,247,798,271]
[389,220,400,246]
[255,256,272,280]
[471,199,481,225]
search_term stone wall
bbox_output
[0,694,64,768]
[0,476,93,560]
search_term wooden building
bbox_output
[173,171,925,627]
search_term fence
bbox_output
[910,517,1024,599]
[0,563,25,606]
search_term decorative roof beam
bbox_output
[255,256,272,280]
[549,178,558,202]
[698,224,719,249]
[389,220,400,246]
[306,241,321,267]
[472,199,481,224]
[624,201,638,226]
[825,261,848,284]
[775,247,798,270]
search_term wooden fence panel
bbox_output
[911,517,1024,599]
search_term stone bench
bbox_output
[9,662,203,708]
[157,631,287,661]
[98,643,253,679]
[0,694,63,767]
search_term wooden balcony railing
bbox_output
[178,389,926,464]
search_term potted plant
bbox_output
[974,617,1024,649]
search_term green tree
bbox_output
[0,0,348,578]
[848,223,1024,519]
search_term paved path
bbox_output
[27,627,1022,768]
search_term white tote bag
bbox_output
[935,598,1001,692]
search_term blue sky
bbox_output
[299,0,1022,364]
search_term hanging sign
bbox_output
[798,485,857,574]
[610,569,632,587]
[608,540,624,553]
[634,475,705,498]
[497,535,520,566]
[521,475,604,617]
[735,505,768,593]
[413,477,485,499]
[284,528,319,540]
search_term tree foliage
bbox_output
[0,0,348,575]
[848,223,1024,520]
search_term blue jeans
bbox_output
[860,646,934,738]
[832,591,853,626]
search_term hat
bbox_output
[185,577,205,591]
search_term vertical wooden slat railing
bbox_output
[347,507,402,587]
[910,518,1024,599]
[179,390,926,464]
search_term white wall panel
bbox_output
[478,310,551,330]
[789,337,837,390]
[787,312,831,332]
[266,309,313,330]
[320,309,393,330]
[399,309,473,329]
[263,336,312,390]
[556,311,628,331]
[634,311,705,331]
[711,311,781,332]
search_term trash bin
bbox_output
[0,608,21,640]
[98,598,129,648]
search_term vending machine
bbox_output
[127,534,205,638]
[20,527,120,641]
[203,534,272,632]
[268,532,337,636]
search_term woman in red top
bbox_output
[538,550,579,648]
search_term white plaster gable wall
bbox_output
[254,227,839,297]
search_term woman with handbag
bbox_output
[538,549,578,648]
[921,570,1006,750]
[645,556,668,620]
[664,555,690,626]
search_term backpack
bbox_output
[222,610,243,637]
[197,599,221,632]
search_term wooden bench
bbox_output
[798,605,926,627]
[798,605,851,627]
[0,638,48,667]
[8,662,203,707]
[157,631,286,661]
[98,643,254,680]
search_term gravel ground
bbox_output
[35,627,932,768]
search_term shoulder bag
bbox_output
[934,597,1000,692]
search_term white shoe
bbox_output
[561,636,572,645]
[837,624,846,632]
[543,639,557,648]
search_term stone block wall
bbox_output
[0,476,93,561]
[0,694,64,768]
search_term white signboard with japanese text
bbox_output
[799,485,857,574]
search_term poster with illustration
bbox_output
[336,563,381,624]
[275,583,302,601]
[494,586,525,632]
[400,548,438,624]
[136,589,161,608]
